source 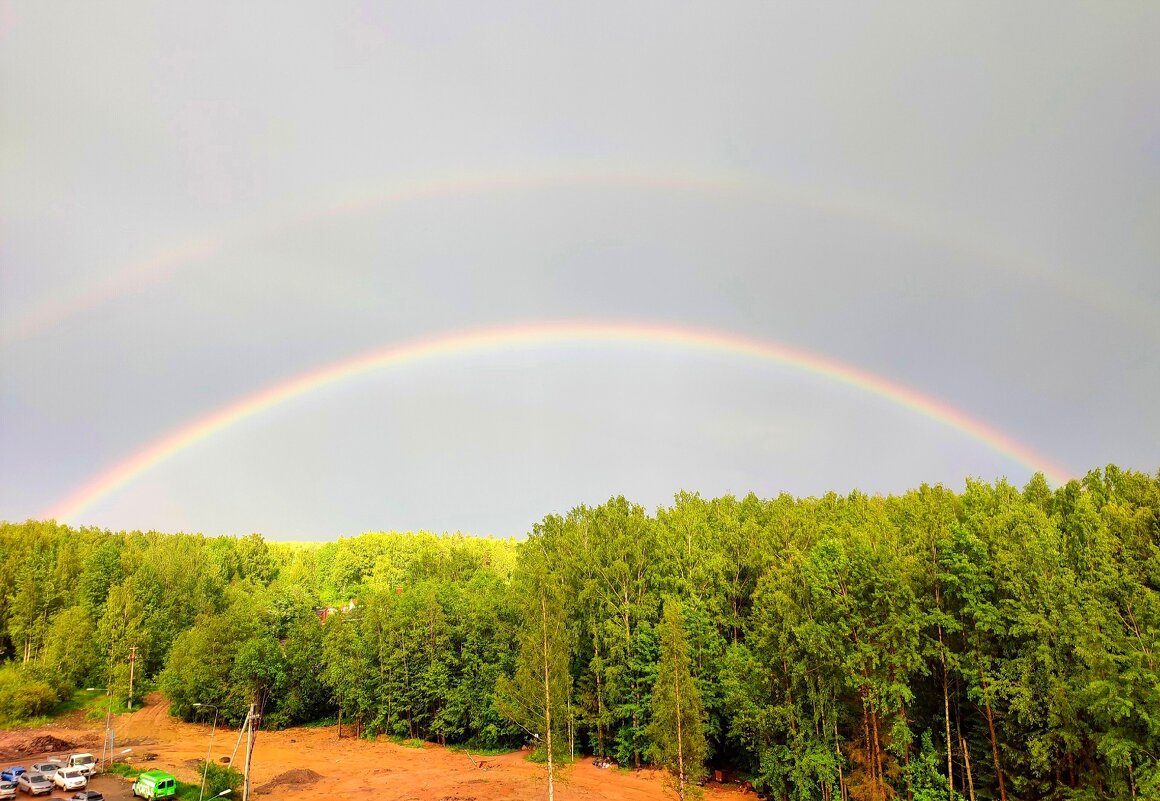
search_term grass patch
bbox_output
[450,743,516,757]
[523,745,576,766]
[82,691,134,721]
[47,689,96,717]
[389,736,426,749]
[1,688,108,728]
[103,762,139,779]
[173,780,202,801]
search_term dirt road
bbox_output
[0,695,751,801]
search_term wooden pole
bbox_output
[242,704,256,801]
[127,646,137,711]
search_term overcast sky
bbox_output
[2,3,1157,540]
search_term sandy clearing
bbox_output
[2,694,752,801]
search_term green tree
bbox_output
[41,606,99,692]
[649,600,706,801]
[497,520,573,801]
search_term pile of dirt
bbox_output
[0,734,79,759]
[254,768,323,795]
[27,734,79,753]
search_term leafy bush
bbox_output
[195,762,242,799]
[0,663,60,724]
[103,762,138,779]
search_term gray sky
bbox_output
[2,2,1157,539]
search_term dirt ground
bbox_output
[0,694,753,801]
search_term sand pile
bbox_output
[254,768,323,794]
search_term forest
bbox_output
[0,465,1157,801]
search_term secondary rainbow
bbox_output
[6,165,1151,347]
[47,321,1073,522]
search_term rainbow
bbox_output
[5,165,1153,347]
[47,320,1073,522]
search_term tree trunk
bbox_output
[542,593,555,801]
[980,666,1007,801]
[401,636,415,739]
[900,704,913,801]
[633,692,641,768]
[836,722,848,801]
[675,664,685,801]
[870,706,884,800]
[940,625,954,801]
[961,737,976,801]
[594,636,606,756]
[861,698,874,790]
[955,684,966,799]
[784,659,799,739]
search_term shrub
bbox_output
[0,664,60,724]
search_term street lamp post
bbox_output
[192,703,219,801]
[85,688,114,769]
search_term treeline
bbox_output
[0,466,1157,801]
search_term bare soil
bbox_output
[0,693,753,801]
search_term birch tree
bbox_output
[649,599,706,801]
[496,520,572,801]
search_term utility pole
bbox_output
[242,703,259,801]
[127,646,138,711]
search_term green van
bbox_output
[131,771,177,799]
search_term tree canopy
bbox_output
[1,465,1157,801]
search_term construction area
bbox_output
[0,694,753,801]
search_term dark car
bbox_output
[0,771,23,784]
[70,792,103,801]
[15,773,51,796]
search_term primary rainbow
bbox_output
[47,320,1073,522]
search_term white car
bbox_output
[27,765,59,779]
[0,780,16,800]
[53,770,87,792]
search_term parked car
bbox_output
[0,771,24,784]
[70,792,103,801]
[0,781,16,800]
[64,755,96,777]
[53,769,87,792]
[26,765,58,779]
[15,773,52,796]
